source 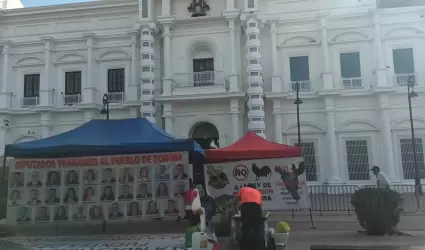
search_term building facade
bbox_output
[0,0,424,185]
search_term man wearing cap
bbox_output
[371,166,391,189]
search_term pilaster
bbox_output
[40,112,52,138]
[82,33,97,104]
[378,94,397,180]
[127,29,140,102]
[318,14,334,90]
[163,103,173,135]
[0,42,12,108]
[325,96,341,183]
[230,99,240,143]
[272,100,283,144]
[269,20,282,93]
[223,11,240,92]
[40,37,55,107]
[371,10,388,88]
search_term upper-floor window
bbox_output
[108,68,125,93]
[247,0,255,8]
[340,52,361,78]
[290,56,310,81]
[193,58,214,72]
[141,0,148,18]
[340,52,362,89]
[393,48,414,74]
[24,74,40,97]
[65,71,82,95]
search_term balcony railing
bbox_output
[61,93,81,106]
[291,80,311,93]
[106,92,125,103]
[342,77,363,89]
[173,71,227,90]
[21,96,39,108]
[395,73,415,86]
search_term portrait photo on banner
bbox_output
[7,152,190,224]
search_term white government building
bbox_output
[0,0,424,185]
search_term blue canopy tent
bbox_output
[5,118,204,159]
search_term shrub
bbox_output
[351,187,403,235]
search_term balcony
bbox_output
[61,93,81,106]
[106,91,125,103]
[21,96,39,108]
[395,73,415,86]
[172,71,228,95]
[342,77,363,89]
[291,80,311,93]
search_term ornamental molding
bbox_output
[0,2,137,24]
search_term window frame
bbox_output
[290,139,320,182]
[107,68,125,93]
[339,51,362,78]
[64,71,82,95]
[289,55,310,82]
[340,136,374,181]
[23,74,40,98]
[392,47,415,75]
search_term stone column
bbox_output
[40,37,54,106]
[273,100,283,143]
[230,99,240,143]
[40,112,51,138]
[270,21,282,93]
[82,33,97,104]
[244,14,266,138]
[325,96,341,182]
[157,16,174,96]
[372,10,388,87]
[379,94,396,179]
[163,103,173,135]
[140,23,157,123]
[0,43,11,108]
[222,12,239,92]
[127,30,140,102]
[318,15,334,90]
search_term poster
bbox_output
[204,157,310,210]
[7,152,190,225]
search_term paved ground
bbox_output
[2,213,425,250]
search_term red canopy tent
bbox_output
[205,131,303,163]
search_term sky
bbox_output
[21,0,95,8]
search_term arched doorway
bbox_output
[190,122,219,149]
[189,122,219,186]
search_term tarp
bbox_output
[5,118,204,158]
[205,130,302,163]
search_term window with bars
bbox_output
[400,138,425,180]
[345,140,370,180]
[107,68,125,93]
[141,0,148,18]
[24,74,40,97]
[65,71,82,95]
[294,141,318,181]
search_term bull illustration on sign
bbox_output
[274,162,305,201]
[251,164,272,180]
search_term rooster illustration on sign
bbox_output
[274,162,305,201]
[252,164,272,180]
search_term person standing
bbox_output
[236,183,263,250]
[371,166,391,189]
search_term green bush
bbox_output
[351,187,403,235]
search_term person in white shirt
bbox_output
[371,166,391,189]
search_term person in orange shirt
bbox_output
[236,183,263,250]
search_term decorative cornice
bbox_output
[1,1,138,24]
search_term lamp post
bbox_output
[100,93,110,120]
[407,76,422,195]
[294,82,303,145]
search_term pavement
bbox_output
[2,213,425,250]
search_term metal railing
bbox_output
[106,92,125,103]
[61,93,81,106]
[173,71,228,89]
[342,77,363,89]
[395,73,415,86]
[21,96,39,108]
[291,81,311,93]
[282,184,425,216]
